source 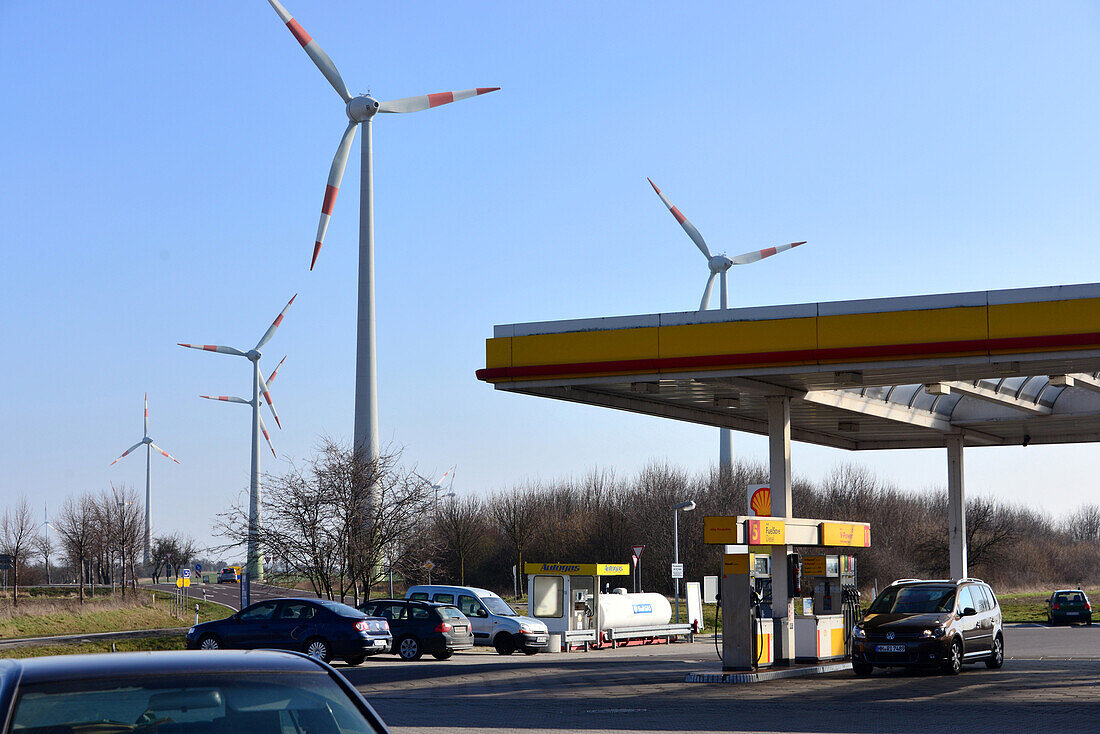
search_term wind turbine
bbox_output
[40,503,55,585]
[199,355,287,460]
[263,0,499,502]
[179,294,296,585]
[647,178,806,474]
[431,465,457,511]
[110,394,180,566]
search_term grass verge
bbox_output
[0,589,231,640]
[0,634,185,659]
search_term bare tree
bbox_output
[435,495,487,585]
[35,527,52,585]
[1,496,37,605]
[489,485,542,597]
[54,494,95,603]
[1066,504,1100,542]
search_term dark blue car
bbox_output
[186,598,391,666]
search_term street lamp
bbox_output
[673,500,696,624]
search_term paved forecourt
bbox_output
[345,625,1100,734]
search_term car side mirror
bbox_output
[478,609,489,618]
[961,606,977,617]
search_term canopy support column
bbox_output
[767,395,794,664]
[947,435,968,580]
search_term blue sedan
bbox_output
[186,598,391,665]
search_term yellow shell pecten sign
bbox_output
[749,485,771,516]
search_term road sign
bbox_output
[176,578,183,588]
[195,564,202,572]
[422,561,435,572]
[671,563,684,579]
[631,545,645,559]
[182,569,191,579]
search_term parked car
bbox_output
[0,649,389,733]
[1047,589,1092,625]
[186,597,391,666]
[217,567,241,583]
[406,585,549,655]
[358,598,474,660]
[850,578,1004,675]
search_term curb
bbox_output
[686,661,852,683]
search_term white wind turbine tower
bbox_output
[648,178,806,475]
[179,294,296,586]
[263,0,499,506]
[431,465,457,511]
[110,393,180,566]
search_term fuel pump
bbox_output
[719,552,775,671]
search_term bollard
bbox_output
[195,603,199,626]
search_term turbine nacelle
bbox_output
[142,437,152,445]
[708,255,733,274]
[347,95,380,122]
[247,349,262,362]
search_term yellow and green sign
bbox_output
[524,562,630,576]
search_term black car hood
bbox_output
[861,612,951,631]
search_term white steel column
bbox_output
[144,444,152,567]
[947,435,967,580]
[248,359,264,584]
[767,395,794,664]
[718,276,733,475]
[354,118,380,494]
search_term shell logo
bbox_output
[750,486,772,516]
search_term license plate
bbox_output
[373,639,387,646]
[534,636,547,643]
[876,644,906,653]
[454,626,467,633]
[1066,612,1079,616]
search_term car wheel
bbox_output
[344,655,366,666]
[431,650,454,660]
[494,634,515,655]
[985,633,1004,669]
[304,637,331,663]
[852,661,874,677]
[941,639,963,675]
[397,636,423,661]
[198,634,221,651]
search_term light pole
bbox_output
[673,500,696,623]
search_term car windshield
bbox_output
[315,600,365,618]
[868,585,956,614]
[481,596,517,616]
[437,606,465,620]
[10,673,381,733]
[1055,592,1086,602]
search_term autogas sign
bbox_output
[524,562,631,576]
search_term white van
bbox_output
[405,585,549,654]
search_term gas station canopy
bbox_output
[477,283,1100,450]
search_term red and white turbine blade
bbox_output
[267,355,287,387]
[258,414,278,459]
[647,178,712,260]
[730,241,807,265]
[255,294,297,351]
[378,87,500,114]
[144,393,149,437]
[312,122,358,270]
[200,395,250,405]
[265,0,351,102]
[433,465,456,489]
[110,441,144,466]
[257,369,281,429]
[699,272,717,311]
[149,442,180,465]
[178,344,247,357]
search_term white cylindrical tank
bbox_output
[597,592,672,630]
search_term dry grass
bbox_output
[0,590,229,640]
[0,634,185,659]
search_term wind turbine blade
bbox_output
[144,393,149,437]
[255,294,297,351]
[265,0,351,102]
[178,344,247,357]
[149,442,180,465]
[258,414,278,459]
[433,465,456,489]
[267,355,287,386]
[311,122,358,270]
[110,441,145,466]
[730,241,806,265]
[647,178,712,259]
[257,369,282,429]
[699,272,717,311]
[200,395,250,405]
[378,87,500,114]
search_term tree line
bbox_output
[211,441,1100,602]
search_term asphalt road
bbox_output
[147,581,305,610]
[340,623,1100,734]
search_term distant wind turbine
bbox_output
[110,394,180,566]
[648,178,806,474]
[179,294,296,585]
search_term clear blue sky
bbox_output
[3,2,1099,555]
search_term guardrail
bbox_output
[605,623,694,648]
